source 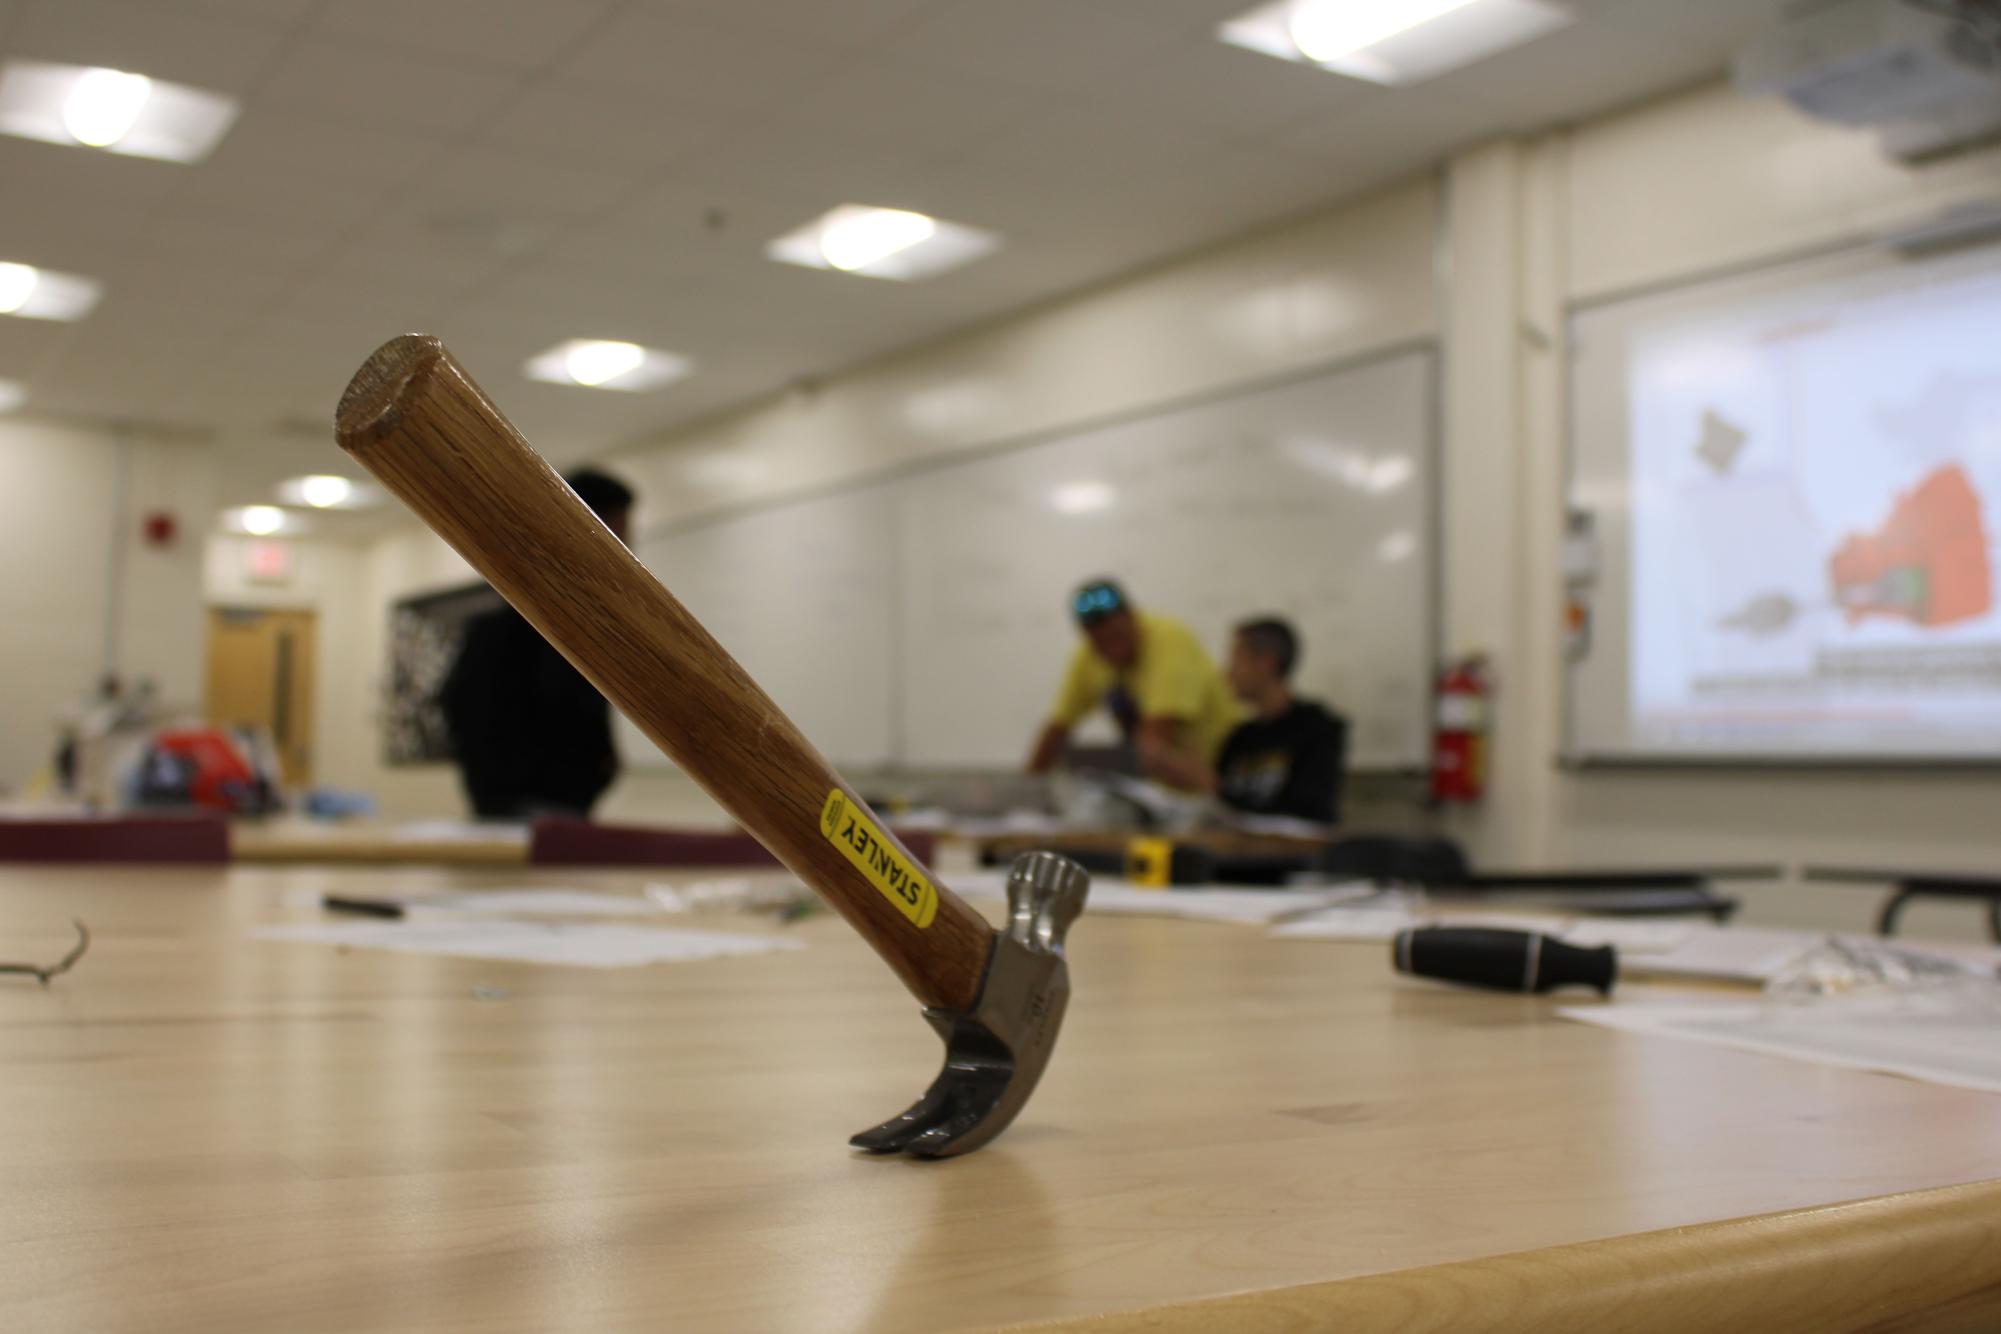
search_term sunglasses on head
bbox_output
[1074,585,1124,621]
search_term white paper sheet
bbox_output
[1272,906,1577,942]
[1559,920,1696,953]
[1273,908,1703,955]
[415,889,664,917]
[946,869,1373,924]
[1560,991,2001,1096]
[1625,925,1828,982]
[250,920,803,969]
[286,888,670,917]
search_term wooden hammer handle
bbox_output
[336,335,991,1012]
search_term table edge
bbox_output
[992,1177,2001,1333]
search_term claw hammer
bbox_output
[335,335,1088,1157]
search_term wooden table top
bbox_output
[230,820,531,865]
[2,864,1999,1332]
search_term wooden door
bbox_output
[204,608,316,787]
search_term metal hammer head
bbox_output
[849,851,1089,1158]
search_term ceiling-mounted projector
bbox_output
[1734,0,2001,159]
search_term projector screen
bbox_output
[1568,241,2001,761]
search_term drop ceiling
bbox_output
[0,0,1794,524]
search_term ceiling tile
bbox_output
[1073,0,1249,37]
[7,0,293,94]
[1274,86,1498,179]
[103,0,320,28]
[1099,37,1384,142]
[299,217,528,304]
[448,263,712,352]
[476,79,722,171]
[140,213,328,276]
[150,157,387,249]
[683,56,1044,199]
[1599,0,1796,62]
[0,134,188,219]
[538,177,822,285]
[256,34,521,135]
[874,0,1185,95]
[552,8,853,114]
[308,0,624,72]
[0,315,71,377]
[641,0,949,51]
[197,111,455,195]
[399,145,638,236]
[0,204,148,277]
[1426,21,1722,131]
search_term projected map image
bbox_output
[1627,254,2001,755]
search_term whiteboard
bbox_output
[628,348,1436,771]
[1567,240,2001,761]
[627,486,897,768]
[900,351,1435,769]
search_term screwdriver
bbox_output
[1392,925,1617,995]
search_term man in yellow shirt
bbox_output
[1024,579,1239,792]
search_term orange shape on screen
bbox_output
[1829,463,1993,628]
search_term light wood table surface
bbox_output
[230,820,531,866]
[2,864,1999,1332]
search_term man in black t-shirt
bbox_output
[1211,617,1348,825]
[438,469,633,819]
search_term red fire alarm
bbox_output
[142,511,178,548]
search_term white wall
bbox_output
[609,180,1440,523]
[0,420,211,794]
[203,534,373,794]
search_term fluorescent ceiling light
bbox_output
[297,475,350,508]
[0,262,33,314]
[1051,480,1116,515]
[228,505,291,537]
[1220,0,1572,85]
[276,474,377,510]
[63,67,151,147]
[767,205,997,281]
[0,59,238,162]
[524,339,690,392]
[0,380,23,413]
[0,260,100,321]
[821,208,934,271]
[565,339,643,386]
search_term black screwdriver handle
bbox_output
[1392,926,1617,995]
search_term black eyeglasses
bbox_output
[0,920,90,987]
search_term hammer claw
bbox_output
[850,852,1088,1159]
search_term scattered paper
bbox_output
[250,920,802,969]
[1273,905,1574,942]
[1627,925,1828,982]
[1560,991,2001,1096]
[946,869,1372,925]
[1561,920,1695,953]
[1274,908,1696,954]
[415,889,663,917]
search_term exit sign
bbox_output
[244,539,293,584]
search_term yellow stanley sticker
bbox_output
[820,789,938,928]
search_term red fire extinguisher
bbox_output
[1431,654,1490,804]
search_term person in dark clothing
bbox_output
[1211,617,1348,825]
[439,469,634,819]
